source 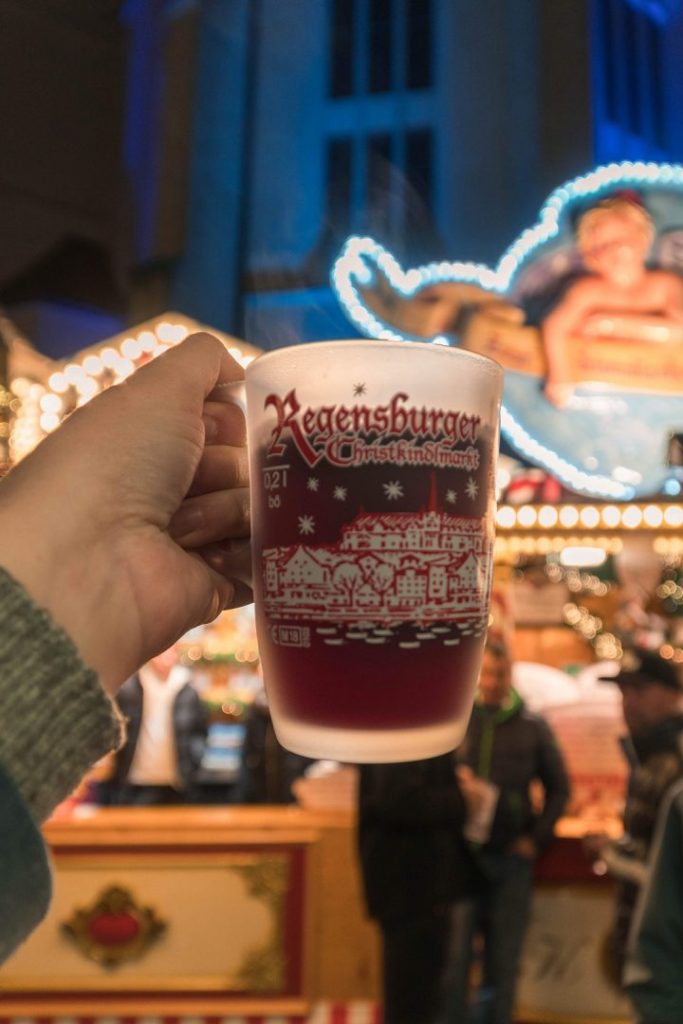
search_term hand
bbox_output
[509,835,538,860]
[456,765,489,818]
[0,332,252,695]
[582,831,610,860]
[543,379,574,408]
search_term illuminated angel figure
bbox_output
[541,194,683,407]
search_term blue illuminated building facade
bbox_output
[591,0,683,165]
[3,0,683,356]
[156,0,592,345]
[116,0,683,350]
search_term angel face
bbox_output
[577,201,654,288]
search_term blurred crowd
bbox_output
[58,633,683,1024]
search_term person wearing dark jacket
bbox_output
[103,645,208,805]
[593,648,683,1007]
[624,777,683,1024]
[358,754,475,1024]
[233,691,312,804]
[441,641,570,1024]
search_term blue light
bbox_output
[500,407,632,500]
[664,478,682,496]
[624,1,678,27]
[334,161,683,337]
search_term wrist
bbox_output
[0,565,124,820]
[0,502,116,689]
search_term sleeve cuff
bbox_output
[0,567,124,822]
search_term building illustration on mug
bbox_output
[262,507,492,632]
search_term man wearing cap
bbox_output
[597,648,683,987]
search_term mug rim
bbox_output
[246,338,503,379]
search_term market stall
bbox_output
[0,805,381,1019]
[5,310,261,462]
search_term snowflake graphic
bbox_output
[298,514,316,535]
[384,480,404,500]
[307,477,320,491]
[466,478,479,500]
[353,382,367,396]
[446,489,457,504]
[333,485,348,501]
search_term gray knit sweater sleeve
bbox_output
[0,567,123,822]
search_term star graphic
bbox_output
[307,477,319,491]
[298,514,316,535]
[333,485,348,501]
[384,480,404,500]
[465,478,479,500]
[353,383,367,396]
[446,489,457,504]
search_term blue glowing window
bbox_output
[406,0,432,90]
[330,0,356,98]
[595,0,666,150]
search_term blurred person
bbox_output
[589,649,683,990]
[357,755,475,1024]
[233,688,312,804]
[441,640,570,1024]
[103,645,208,806]
[0,332,251,962]
[624,776,683,1024]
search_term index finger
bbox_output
[126,332,245,412]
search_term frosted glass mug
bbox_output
[243,340,503,762]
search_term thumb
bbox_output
[174,553,238,638]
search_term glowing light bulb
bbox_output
[643,505,663,528]
[83,355,104,376]
[538,505,558,529]
[48,372,68,394]
[516,505,537,527]
[121,338,141,360]
[601,505,621,528]
[559,506,579,528]
[622,506,643,529]
[138,331,157,352]
[579,506,600,529]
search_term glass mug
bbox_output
[243,339,503,762]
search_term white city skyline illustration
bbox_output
[263,507,492,625]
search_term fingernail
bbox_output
[170,504,204,540]
[202,415,219,442]
[221,581,236,610]
[205,549,228,571]
[221,538,252,556]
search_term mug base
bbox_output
[271,716,468,763]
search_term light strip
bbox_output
[11,316,258,460]
[495,502,683,531]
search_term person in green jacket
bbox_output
[0,332,251,963]
[441,640,570,1024]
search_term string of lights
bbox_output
[10,315,258,461]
